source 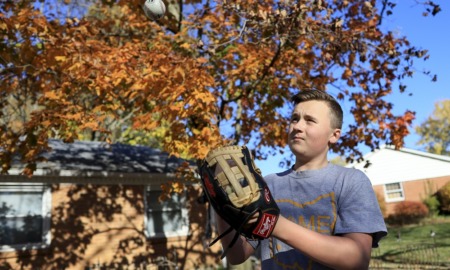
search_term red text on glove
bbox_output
[203,173,216,197]
[264,187,271,203]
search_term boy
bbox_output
[216,90,387,269]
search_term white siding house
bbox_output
[347,145,450,215]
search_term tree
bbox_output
[415,100,450,156]
[0,0,442,175]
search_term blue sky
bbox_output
[255,1,450,175]
[381,1,450,148]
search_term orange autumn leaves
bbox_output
[0,0,439,175]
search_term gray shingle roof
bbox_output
[38,139,187,174]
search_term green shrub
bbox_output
[386,201,429,226]
[436,181,450,214]
[423,195,441,216]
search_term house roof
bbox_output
[42,139,187,173]
[347,145,450,186]
[4,140,192,185]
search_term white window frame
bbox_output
[144,186,189,238]
[0,183,52,252]
[383,182,405,203]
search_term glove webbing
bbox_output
[209,207,261,259]
[206,146,261,208]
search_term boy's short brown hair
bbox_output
[291,90,343,129]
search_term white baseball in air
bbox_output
[143,0,166,21]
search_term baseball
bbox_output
[143,0,166,21]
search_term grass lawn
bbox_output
[370,216,450,269]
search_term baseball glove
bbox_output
[198,145,279,257]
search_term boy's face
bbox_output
[288,100,340,161]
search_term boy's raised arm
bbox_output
[215,214,256,265]
[273,216,373,270]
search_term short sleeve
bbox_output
[334,169,387,247]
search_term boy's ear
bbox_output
[329,128,341,144]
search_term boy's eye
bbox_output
[305,117,316,123]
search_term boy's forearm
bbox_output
[215,214,255,265]
[272,216,372,270]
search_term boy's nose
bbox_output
[291,120,305,131]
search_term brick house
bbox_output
[347,145,450,216]
[0,140,222,269]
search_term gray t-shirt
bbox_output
[259,163,387,270]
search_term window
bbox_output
[145,187,188,238]
[384,182,405,202]
[0,183,51,251]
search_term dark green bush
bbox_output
[436,181,450,214]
